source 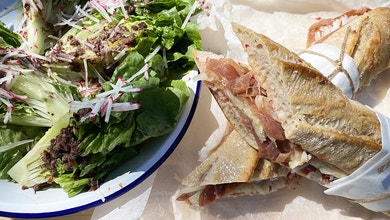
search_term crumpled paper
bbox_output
[92,0,390,219]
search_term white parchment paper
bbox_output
[298,43,360,98]
[93,0,390,219]
[325,111,390,212]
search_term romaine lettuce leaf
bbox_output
[0,21,21,48]
[0,125,45,179]
[131,79,190,146]
[7,114,71,187]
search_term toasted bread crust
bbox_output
[308,7,390,88]
[181,129,259,187]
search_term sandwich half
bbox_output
[177,128,297,206]
[178,8,390,207]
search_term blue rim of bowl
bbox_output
[0,79,202,219]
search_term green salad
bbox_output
[0,0,201,197]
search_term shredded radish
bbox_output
[0,48,20,63]
[47,35,60,41]
[118,0,129,19]
[143,67,149,81]
[34,0,43,10]
[75,5,100,23]
[47,68,77,87]
[83,59,89,96]
[43,64,68,69]
[99,97,109,115]
[181,1,198,29]
[2,59,21,65]
[24,0,40,12]
[99,0,130,16]
[104,97,113,122]
[111,102,140,112]
[88,0,112,22]
[31,28,39,50]
[92,97,105,113]
[53,53,76,62]
[0,64,33,90]
[70,98,94,112]
[95,85,141,99]
[89,64,107,85]
[145,45,161,63]
[54,3,89,29]
[0,95,13,107]
[162,47,168,68]
[54,56,73,63]
[0,70,17,89]
[0,95,14,124]
[3,110,11,124]
[77,38,95,50]
[55,14,84,30]
[126,64,149,83]
[114,47,128,61]
[23,50,51,62]
[3,46,50,63]
[6,91,27,102]
[109,18,126,39]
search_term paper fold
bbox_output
[325,110,390,212]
